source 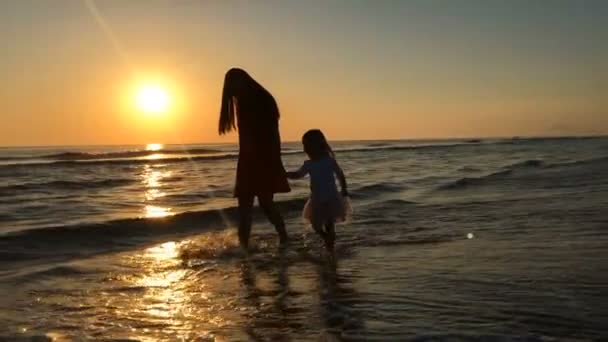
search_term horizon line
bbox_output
[1,133,606,149]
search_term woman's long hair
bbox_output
[219,68,279,135]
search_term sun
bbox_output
[135,84,170,114]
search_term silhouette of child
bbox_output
[287,129,350,251]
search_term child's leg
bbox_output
[312,219,327,240]
[323,221,336,251]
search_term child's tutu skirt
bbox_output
[303,195,352,224]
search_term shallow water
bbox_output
[1,137,607,340]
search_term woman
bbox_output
[219,68,290,249]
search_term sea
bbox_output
[0,137,607,341]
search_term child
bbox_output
[287,129,350,251]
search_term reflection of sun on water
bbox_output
[144,153,166,160]
[147,241,180,261]
[111,238,234,339]
[138,269,186,288]
[142,165,173,188]
[124,241,189,326]
[145,188,164,201]
[141,165,172,218]
[146,143,163,151]
[143,143,165,161]
[144,205,172,218]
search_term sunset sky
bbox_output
[1,0,606,146]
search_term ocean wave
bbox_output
[0,178,135,196]
[369,235,455,247]
[0,152,241,168]
[21,265,91,279]
[162,190,234,202]
[378,198,417,206]
[35,148,226,161]
[357,199,417,215]
[364,142,395,147]
[333,142,474,154]
[544,156,608,169]
[410,334,549,341]
[504,156,608,173]
[0,197,307,261]
[437,170,513,191]
[458,165,481,172]
[0,142,483,169]
[0,213,14,221]
[0,156,31,161]
[351,182,406,198]
[506,159,544,169]
[0,251,36,261]
[438,156,608,191]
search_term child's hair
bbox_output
[302,129,335,160]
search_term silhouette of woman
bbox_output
[219,68,290,249]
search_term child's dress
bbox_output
[293,156,351,224]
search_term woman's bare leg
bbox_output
[238,195,254,249]
[311,221,327,239]
[258,194,288,245]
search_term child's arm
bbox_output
[286,164,308,179]
[333,159,349,197]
